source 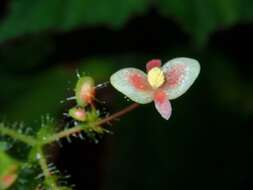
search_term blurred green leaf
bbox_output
[0,0,63,42]
[79,58,117,81]
[1,58,116,123]
[3,67,73,123]
[1,0,253,45]
[62,0,149,28]
[205,53,253,116]
[0,36,53,71]
[157,0,253,46]
[0,0,149,42]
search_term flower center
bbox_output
[147,67,165,89]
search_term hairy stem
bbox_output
[37,147,60,190]
[38,148,50,177]
[44,103,139,144]
[96,103,139,126]
[0,123,36,146]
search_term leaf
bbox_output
[0,0,63,42]
[61,0,149,28]
[1,0,253,45]
[157,0,253,46]
[0,142,8,151]
[3,67,73,123]
[0,36,54,71]
[0,0,149,42]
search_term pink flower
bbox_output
[110,58,200,120]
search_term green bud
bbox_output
[68,107,87,122]
[0,151,19,189]
[75,76,95,107]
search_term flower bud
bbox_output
[0,151,19,189]
[68,107,87,122]
[75,76,95,107]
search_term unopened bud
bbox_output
[0,151,19,189]
[75,76,95,107]
[68,107,87,122]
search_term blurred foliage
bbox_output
[1,0,253,45]
[158,0,253,45]
[0,0,149,42]
[0,149,19,189]
[0,0,253,190]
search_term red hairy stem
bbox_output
[44,103,140,144]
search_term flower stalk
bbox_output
[43,103,139,144]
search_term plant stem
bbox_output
[96,103,139,126]
[38,148,51,177]
[0,123,36,146]
[44,103,139,144]
[37,147,60,190]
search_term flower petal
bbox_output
[162,57,200,99]
[146,59,162,71]
[110,68,153,104]
[154,90,172,120]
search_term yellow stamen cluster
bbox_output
[147,67,165,89]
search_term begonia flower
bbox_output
[110,58,200,120]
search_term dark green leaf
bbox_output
[0,0,149,42]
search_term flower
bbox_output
[110,57,200,120]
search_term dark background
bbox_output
[0,0,253,190]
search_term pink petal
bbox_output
[146,59,162,71]
[129,72,151,91]
[164,64,185,88]
[154,90,172,120]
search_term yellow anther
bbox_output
[147,67,165,89]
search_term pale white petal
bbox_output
[110,68,153,104]
[162,57,200,100]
